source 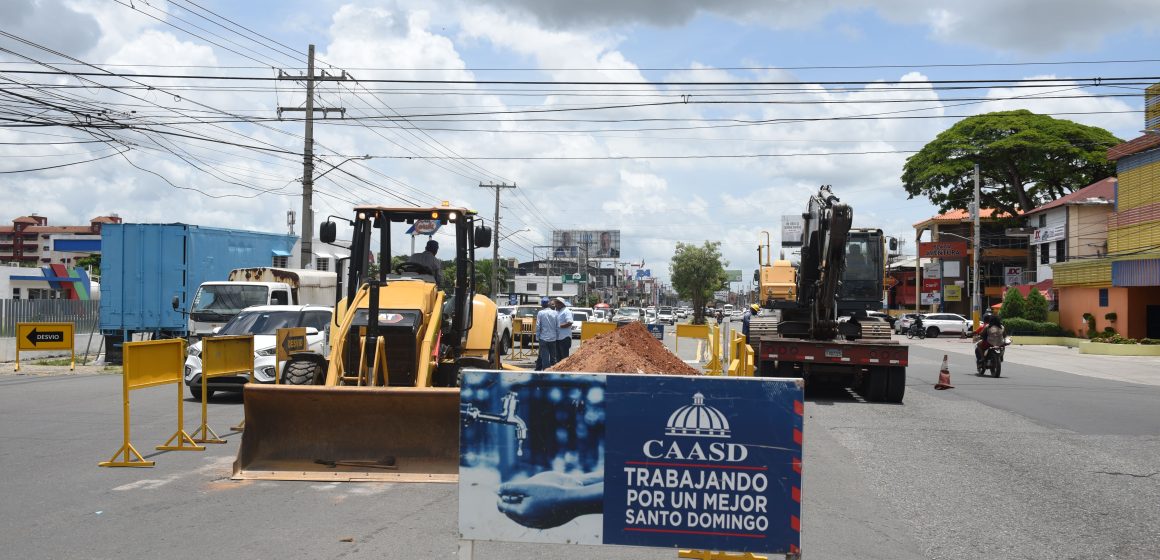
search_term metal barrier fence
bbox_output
[0,299,99,337]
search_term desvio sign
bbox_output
[458,371,804,556]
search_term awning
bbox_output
[272,248,291,257]
[1112,258,1160,287]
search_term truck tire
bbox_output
[884,367,905,403]
[864,368,888,402]
[283,358,322,385]
[501,332,511,354]
[189,385,215,399]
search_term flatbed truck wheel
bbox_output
[884,366,905,403]
[863,367,889,402]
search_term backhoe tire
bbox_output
[282,359,322,385]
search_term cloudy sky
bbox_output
[2,0,1158,283]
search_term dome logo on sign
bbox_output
[665,392,730,438]
[644,392,747,462]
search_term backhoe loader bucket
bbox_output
[233,385,460,483]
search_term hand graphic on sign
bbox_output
[497,471,604,529]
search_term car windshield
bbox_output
[573,311,589,321]
[514,307,539,318]
[220,310,310,336]
[498,306,514,316]
[190,284,270,320]
[617,307,640,316]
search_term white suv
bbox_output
[917,313,972,338]
[184,304,332,398]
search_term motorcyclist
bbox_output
[910,314,924,337]
[974,314,1007,367]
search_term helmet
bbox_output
[750,304,760,312]
[540,296,551,305]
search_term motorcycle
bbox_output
[906,322,926,340]
[976,336,1011,377]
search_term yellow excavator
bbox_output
[233,205,500,482]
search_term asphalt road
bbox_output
[0,331,1157,559]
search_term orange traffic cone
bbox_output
[934,354,954,390]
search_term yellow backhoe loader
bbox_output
[233,205,499,482]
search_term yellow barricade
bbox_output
[192,335,254,442]
[580,321,617,340]
[14,321,75,372]
[704,323,723,375]
[512,318,536,359]
[674,324,709,356]
[100,339,197,468]
[726,333,756,377]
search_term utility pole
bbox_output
[479,182,516,300]
[279,44,347,269]
[972,163,982,329]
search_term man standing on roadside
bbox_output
[554,297,574,361]
[535,296,558,370]
[742,303,759,344]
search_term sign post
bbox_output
[15,322,75,372]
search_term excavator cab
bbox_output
[234,206,498,482]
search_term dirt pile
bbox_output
[549,322,700,375]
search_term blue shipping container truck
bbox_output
[100,223,297,362]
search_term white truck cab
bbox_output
[188,268,335,338]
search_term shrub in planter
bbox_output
[1003,317,1066,336]
[1140,338,1160,345]
[1025,288,1049,322]
[1000,287,1026,320]
[1082,313,1097,338]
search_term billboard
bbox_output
[724,269,743,282]
[459,370,804,555]
[780,215,803,247]
[552,230,620,259]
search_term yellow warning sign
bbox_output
[16,322,74,351]
[276,327,307,361]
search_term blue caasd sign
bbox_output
[458,370,803,555]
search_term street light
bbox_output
[303,155,370,269]
[499,227,530,242]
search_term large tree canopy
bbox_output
[902,110,1120,216]
[670,241,728,325]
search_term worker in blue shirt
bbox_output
[742,303,759,344]
[554,297,574,361]
[535,296,559,370]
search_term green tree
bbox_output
[1024,288,1049,322]
[75,254,101,276]
[670,241,728,325]
[475,259,494,296]
[999,287,1026,320]
[902,110,1120,216]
